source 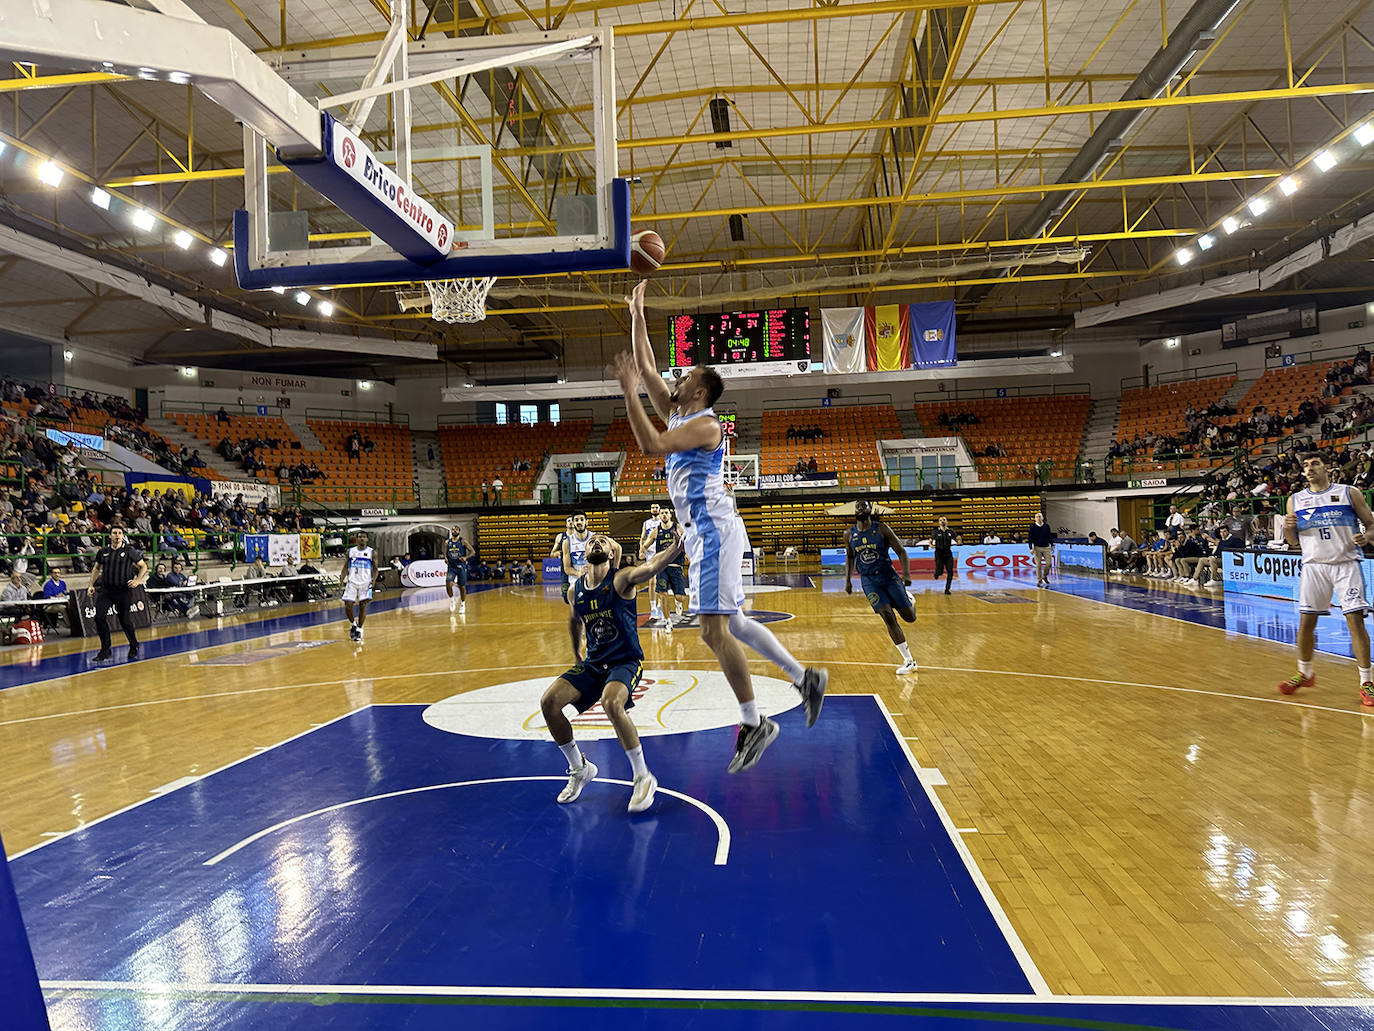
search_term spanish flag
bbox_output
[864,304,911,371]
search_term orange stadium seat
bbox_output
[439,420,594,503]
[759,405,901,487]
[913,395,1091,482]
[605,416,668,497]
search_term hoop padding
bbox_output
[233,178,632,290]
[426,277,497,323]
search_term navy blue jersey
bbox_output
[445,537,469,564]
[850,522,898,579]
[654,524,682,564]
[572,572,643,667]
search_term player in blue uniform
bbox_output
[540,533,686,812]
[845,499,918,674]
[444,526,469,614]
[652,509,688,629]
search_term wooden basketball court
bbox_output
[3,568,1372,1030]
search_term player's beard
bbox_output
[586,547,608,566]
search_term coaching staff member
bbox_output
[1029,511,1055,587]
[87,525,148,662]
[933,515,959,595]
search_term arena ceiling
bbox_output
[1,0,1374,382]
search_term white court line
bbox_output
[203,776,730,866]
[6,707,368,862]
[32,979,1374,1006]
[871,695,1051,997]
[956,828,979,834]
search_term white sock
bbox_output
[626,745,648,778]
[558,741,583,769]
[728,610,805,683]
[1298,659,1314,678]
[674,601,683,614]
[739,699,760,727]
[1360,667,1371,685]
[896,641,912,662]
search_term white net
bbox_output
[424,276,497,323]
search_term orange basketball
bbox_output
[630,230,665,274]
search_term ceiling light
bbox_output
[1049,349,1062,358]
[208,248,228,267]
[1314,150,1337,172]
[173,230,192,249]
[1165,337,1180,349]
[294,291,310,306]
[1197,234,1215,251]
[1247,196,1269,217]
[1176,248,1194,266]
[317,300,334,316]
[131,208,156,232]
[1354,122,1374,147]
[269,285,286,295]
[1222,216,1240,235]
[1278,176,1299,196]
[63,349,73,362]
[36,161,64,187]
[357,380,372,391]
[90,188,111,210]
[557,375,567,384]
[179,366,197,378]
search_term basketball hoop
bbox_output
[425,276,497,323]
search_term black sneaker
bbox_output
[794,667,828,728]
[93,648,112,663]
[728,717,779,773]
[127,645,140,661]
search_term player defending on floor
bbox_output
[617,280,827,773]
[445,525,469,614]
[541,534,685,812]
[343,530,377,642]
[1278,452,1374,706]
[561,512,593,604]
[845,499,918,674]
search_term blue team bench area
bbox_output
[11,697,1371,1030]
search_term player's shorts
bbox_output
[342,581,372,603]
[446,562,467,586]
[684,513,748,615]
[559,658,643,712]
[656,564,686,595]
[861,574,911,614]
[1299,559,1370,616]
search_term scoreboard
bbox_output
[669,308,811,377]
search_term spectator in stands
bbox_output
[794,458,807,475]
[41,568,66,598]
[1166,504,1186,532]
[2,570,29,603]
[1107,527,1139,574]
[164,560,192,616]
[807,455,818,473]
[492,475,504,506]
[362,436,376,455]
[216,406,230,423]
[149,561,171,589]
[346,431,362,462]
[481,479,489,506]
[982,531,1002,544]
[427,444,436,467]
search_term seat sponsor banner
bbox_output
[1222,548,1306,601]
[1054,543,1106,572]
[68,586,152,638]
[759,471,841,489]
[543,557,564,584]
[124,473,211,499]
[909,300,957,369]
[210,480,281,508]
[401,559,448,588]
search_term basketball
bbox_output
[629,230,665,274]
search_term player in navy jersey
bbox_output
[652,508,688,628]
[845,499,918,673]
[1279,452,1374,705]
[617,280,827,775]
[540,533,685,812]
[444,526,469,614]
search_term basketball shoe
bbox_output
[348,622,360,642]
[1278,672,1314,695]
[1360,682,1374,707]
[628,771,658,813]
[728,717,779,773]
[794,667,828,727]
[896,660,919,675]
[557,757,598,803]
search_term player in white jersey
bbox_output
[1279,452,1374,706]
[561,512,593,604]
[616,280,828,773]
[639,502,663,620]
[342,529,378,642]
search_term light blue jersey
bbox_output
[1294,483,1362,565]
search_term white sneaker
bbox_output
[449,597,456,611]
[906,591,916,608]
[628,771,657,813]
[663,619,673,634]
[459,602,466,615]
[896,660,919,675]
[557,758,598,804]
[356,626,364,642]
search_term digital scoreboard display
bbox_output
[670,308,810,369]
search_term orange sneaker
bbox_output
[1278,672,1315,695]
[1360,682,1374,707]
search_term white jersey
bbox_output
[1293,483,1362,565]
[666,407,749,615]
[346,546,376,585]
[566,529,591,571]
[641,517,659,556]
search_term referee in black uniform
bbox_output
[932,516,959,595]
[87,525,148,662]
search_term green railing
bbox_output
[3,528,235,580]
[1265,339,1372,370]
[1119,361,1238,393]
[304,407,407,426]
[912,382,1091,403]
[161,399,290,419]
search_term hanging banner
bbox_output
[267,533,302,565]
[821,307,866,374]
[299,532,322,560]
[909,301,957,368]
[242,534,269,562]
[211,480,282,508]
[865,304,911,371]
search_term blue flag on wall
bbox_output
[243,534,269,562]
[909,301,957,368]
